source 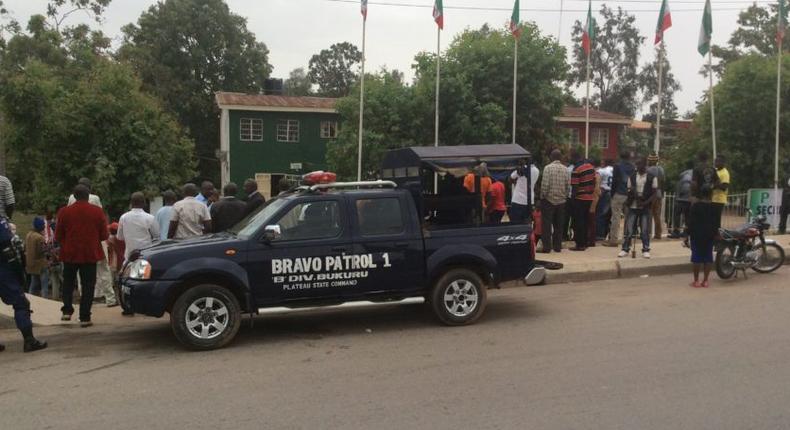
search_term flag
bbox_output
[582,0,595,55]
[361,0,367,20]
[655,0,672,44]
[510,0,520,37]
[433,0,444,30]
[698,0,712,56]
[778,0,787,44]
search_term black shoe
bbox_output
[121,309,134,316]
[23,338,47,353]
[569,247,586,251]
[0,343,5,352]
[537,249,551,254]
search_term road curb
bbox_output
[543,244,790,285]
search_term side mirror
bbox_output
[263,224,281,242]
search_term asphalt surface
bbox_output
[2,268,790,430]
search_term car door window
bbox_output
[276,200,341,241]
[356,198,405,236]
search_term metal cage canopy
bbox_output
[381,144,531,179]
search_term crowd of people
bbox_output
[0,175,271,350]
[462,148,739,271]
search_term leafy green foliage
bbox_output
[639,47,681,122]
[308,42,362,97]
[669,55,790,191]
[327,24,567,179]
[118,0,272,181]
[0,13,194,216]
[284,67,313,96]
[569,6,644,117]
[710,4,789,77]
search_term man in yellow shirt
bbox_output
[712,155,730,230]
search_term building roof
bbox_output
[556,107,633,125]
[215,92,338,113]
[630,120,653,130]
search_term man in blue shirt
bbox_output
[195,181,215,206]
[604,151,635,247]
[155,190,177,240]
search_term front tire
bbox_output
[430,269,487,326]
[752,243,786,273]
[715,245,736,279]
[171,284,241,350]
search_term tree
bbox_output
[710,3,788,76]
[284,67,312,96]
[308,42,362,97]
[0,15,195,215]
[670,54,790,191]
[639,47,681,123]
[327,25,567,178]
[118,0,272,181]
[568,6,644,117]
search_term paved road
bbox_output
[3,268,790,430]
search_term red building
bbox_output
[555,107,633,160]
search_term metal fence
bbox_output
[663,193,749,234]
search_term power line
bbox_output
[323,0,770,13]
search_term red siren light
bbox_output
[302,171,337,185]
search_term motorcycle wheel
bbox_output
[715,245,737,279]
[752,243,786,273]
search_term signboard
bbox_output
[747,188,782,230]
[290,162,303,170]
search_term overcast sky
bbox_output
[2,0,773,116]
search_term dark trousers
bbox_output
[779,201,790,233]
[572,199,593,249]
[672,200,691,236]
[0,264,33,332]
[564,199,574,241]
[62,262,97,322]
[541,201,565,252]
[595,191,612,240]
[712,202,725,231]
[488,210,505,224]
[508,203,531,224]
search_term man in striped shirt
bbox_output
[0,175,15,219]
[570,149,596,251]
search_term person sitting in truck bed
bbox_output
[463,163,492,210]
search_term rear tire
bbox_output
[171,284,241,350]
[715,245,736,279]
[752,243,786,273]
[430,269,487,326]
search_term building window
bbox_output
[591,128,609,149]
[320,121,338,139]
[240,118,263,142]
[277,119,300,143]
[563,128,581,146]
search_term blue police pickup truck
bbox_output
[121,179,544,350]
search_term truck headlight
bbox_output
[127,259,152,280]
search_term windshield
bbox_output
[228,198,290,239]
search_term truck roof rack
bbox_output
[309,180,398,192]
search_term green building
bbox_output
[215,92,339,198]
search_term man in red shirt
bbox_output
[56,185,109,327]
[486,177,507,223]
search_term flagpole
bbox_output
[357,17,366,181]
[708,50,717,160]
[512,37,518,144]
[585,49,591,159]
[775,37,782,201]
[435,27,440,149]
[654,42,664,156]
[558,0,564,41]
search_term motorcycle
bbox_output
[715,213,786,279]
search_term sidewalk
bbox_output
[541,235,790,284]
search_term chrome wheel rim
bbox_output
[443,279,479,317]
[720,248,735,276]
[754,245,783,272]
[185,297,229,340]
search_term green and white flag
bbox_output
[698,0,712,56]
[778,0,787,44]
[510,0,521,37]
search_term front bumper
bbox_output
[120,278,178,318]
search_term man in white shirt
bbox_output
[595,160,614,241]
[169,183,212,239]
[509,159,540,223]
[67,178,102,207]
[118,192,160,263]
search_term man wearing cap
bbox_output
[647,154,665,240]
